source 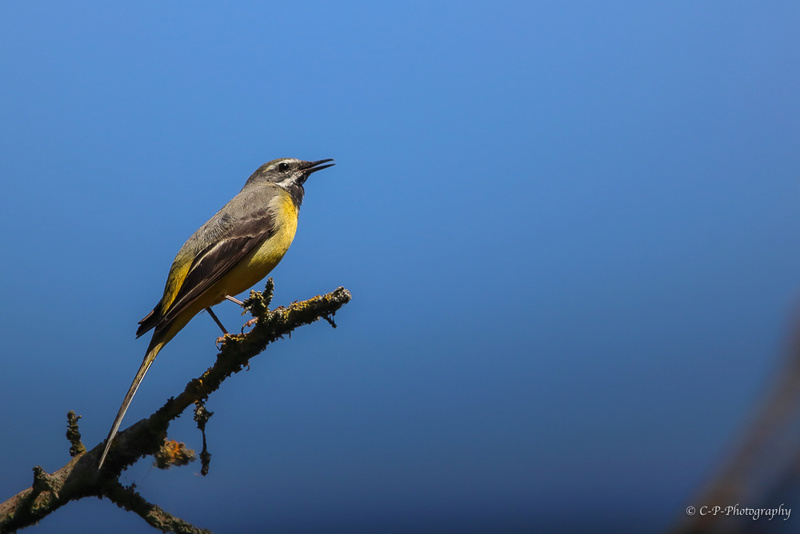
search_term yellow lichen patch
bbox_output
[154,439,196,469]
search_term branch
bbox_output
[0,281,351,533]
[670,303,800,533]
[104,481,212,534]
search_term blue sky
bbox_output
[1,2,799,532]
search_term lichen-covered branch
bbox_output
[0,282,351,533]
[66,411,86,458]
[104,481,212,534]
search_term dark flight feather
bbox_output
[136,207,277,338]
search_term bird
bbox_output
[98,157,334,469]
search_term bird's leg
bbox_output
[224,294,257,331]
[206,307,232,349]
[206,307,228,334]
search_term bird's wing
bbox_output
[153,204,277,333]
[135,230,209,338]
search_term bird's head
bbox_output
[248,158,334,187]
[244,158,334,206]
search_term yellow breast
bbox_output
[216,190,298,298]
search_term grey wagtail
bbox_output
[98,157,334,469]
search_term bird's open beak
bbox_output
[302,159,335,175]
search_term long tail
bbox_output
[98,340,165,469]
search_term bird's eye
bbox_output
[278,162,290,172]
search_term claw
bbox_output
[241,317,258,333]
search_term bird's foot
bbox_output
[215,335,229,350]
[241,317,258,333]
